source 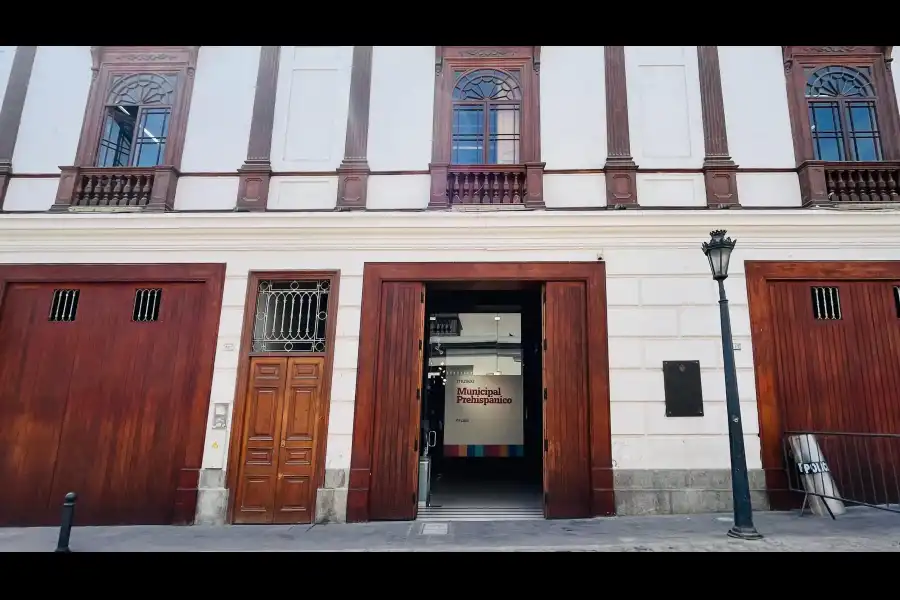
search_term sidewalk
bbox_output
[2,508,899,552]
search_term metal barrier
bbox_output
[54,492,77,553]
[783,431,900,516]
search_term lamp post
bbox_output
[701,230,763,540]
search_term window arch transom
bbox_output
[804,65,882,161]
[451,69,521,165]
[107,73,177,106]
[97,73,178,168]
[806,66,876,99]
[452,69,522,102]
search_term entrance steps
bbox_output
[416,506,544,521]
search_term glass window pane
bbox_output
[851,136,881,161]
[452,106,484,165]
[814,136,844,161]
[131,108,170,167]
[488,104,520,165]
[809,103,840,133]
[96,105,137,167]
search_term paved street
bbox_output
[2,507,899,552]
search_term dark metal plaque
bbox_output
[662,360,704,417]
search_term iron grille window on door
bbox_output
[811,286,843,320]
[49,289,80,322]
[252,280,330,352]
[133,288,162,322]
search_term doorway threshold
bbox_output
[417,506,544,522]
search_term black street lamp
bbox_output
[701,230,763,540]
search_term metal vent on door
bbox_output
[48,289,80,322]
[811,286,842,320]
[132,288,162,322]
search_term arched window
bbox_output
[96,73,177,168]
[805,65,882,161]
[451,69,522,165]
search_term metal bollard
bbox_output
[54,492,77,553]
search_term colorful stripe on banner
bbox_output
[443,445,525,458]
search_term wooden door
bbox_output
[542,282,591,518]
[48,282,206,525]
[273,357,325,524]
[233,358,288,524]
[0,284,82,525]
[0,281,209,526]
[234,356,325,524]
[368,281,425,520]
[770,280,900,505]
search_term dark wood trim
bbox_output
[5,167,802,179]
[237,46,281,212]
[347,261,612,522]
[336,46,374,211]
[603,46,638,209]
[429,46,544,210]
[0,262,225,524]
[0,46,38,210]
[52,46,200,213]
[225,270,341,524]
[697,46,740,208]
[783,46,900,206]
[745,260,900,511]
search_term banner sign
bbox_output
[443,375,523,457]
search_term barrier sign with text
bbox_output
[443,375,523,458]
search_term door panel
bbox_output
[234,357,288,524]
[273,357,325,524]
[769,281,900,506]
[368,281,425,520]
[543,282,591,518]
[0,284,82,525]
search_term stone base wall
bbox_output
[194,468,228,525]
[614,469,769,515]
[195,467,769,524]
[315,468,350,523]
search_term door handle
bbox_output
[428,430,437,448]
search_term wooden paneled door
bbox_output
[0,267,224,527]
[768,280,900,505]
[542,282,592,518]
[367,281,426,521]
[233,356,326,524]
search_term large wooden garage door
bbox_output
[367,281,425,521]
[769,280,900,505]
[542,282,591,518]
[0,280,210,526]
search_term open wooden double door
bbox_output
[366,280,592,520]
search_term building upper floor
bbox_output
[1,45,899,214]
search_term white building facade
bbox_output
[1,45,899,527]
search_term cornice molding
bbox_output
[2,211,900,253]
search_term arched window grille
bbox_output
[96,73,176,168]
[451,69,522,165]
[805,65,882,161]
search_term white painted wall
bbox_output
[367,46,433,172]
[266,46,353,210]
[181,46,259,175]
[894,45,900,116]
[0,46,16,110]
[541,46,607,170]
[4,210,900,479]
[719,46,801,208]
[12,46,92,176]
[626,46,706,207]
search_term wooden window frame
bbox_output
[428,46,544,210]
[783,46,900,206]
[52,46,199,213]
